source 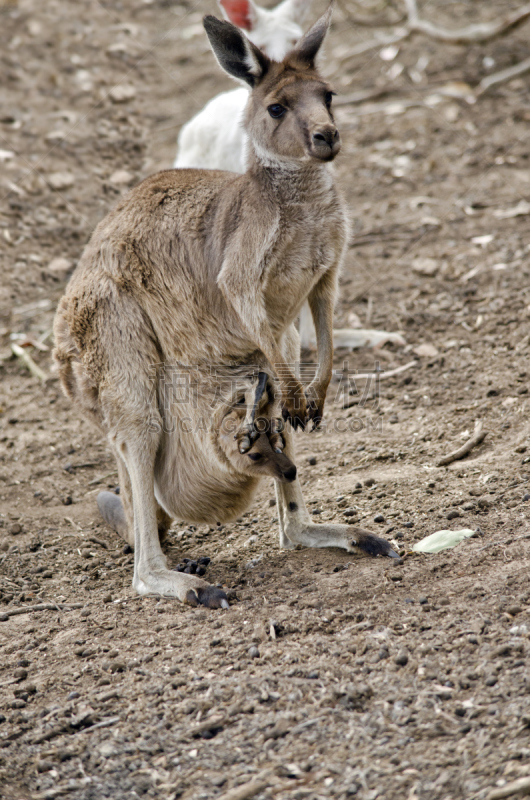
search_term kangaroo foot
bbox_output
[133,568,229,609]
[97,491,128,540]
[282,522,399,558]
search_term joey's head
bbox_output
[219,409,297,483]
[218,0,312,61]
[203,5,340,167]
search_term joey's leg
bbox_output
[237,371,269,453]
[275,326,398,559]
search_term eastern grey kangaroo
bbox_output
[54,8,397,609]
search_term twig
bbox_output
[333,1,530,71]
[87,535,108,550]
[352,360,418,383]
[404,0,530,43]
[217,772,271,800]
[436,421,487,467]
[88,470,118,486]
[476,56,530,95]
[486,775,530,800]
[0,602,83,621]
[78,716,121,734]
[10,343,48,382]
[65,516,82,531]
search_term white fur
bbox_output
[174,0,307,172]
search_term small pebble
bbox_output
[373,514,385,524]
[419,597,428,605]
[307,456,317,466]
[506,605,522,616]
[523,493,530,502]
[364,478,375,487]
[68,691,80,701]
[446,509,461,520]
[8,523,22,535]
[485,675,497,687]
[403,521,414,528]
[394,649,408,666]
[109,84,136,103]
[123,545,133,555]
[248,646,260,659]
[394,531,404,540]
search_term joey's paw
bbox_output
[186,586,230,609]
[353,530,399,559]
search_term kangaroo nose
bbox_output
[284,465,297,482]
[312,128,339,147]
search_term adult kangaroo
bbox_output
[54,8,397,609]
[175,0,405,353]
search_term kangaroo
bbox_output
[54,8,397,609]
[175,0,406,353]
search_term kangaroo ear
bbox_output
[204,15,270,87]
[292,4,332,65]
[218,0,258,31]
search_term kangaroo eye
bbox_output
[268,104,286,119]
[325,91,334,109]
[248,452,262,461]
[236,397,245,405]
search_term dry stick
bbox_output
[0,602,83,620]
[334,1,530,74]
[486,776,530,800]
[436,421,487,468]
[217,773,271,800]
[351,360,417,382]
[10,343,48,382]
[88,470,118,486]
[477,56,530,95]
[404,0,530,43]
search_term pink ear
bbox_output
[219,0,256,31]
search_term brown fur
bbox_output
[53,8,395,607]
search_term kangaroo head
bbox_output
[218,407,297,483]
[204,6,339,167]
[218,0,312,61]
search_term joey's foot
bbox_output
[269,418,286,453]
[97,491,128,540]
[282,522,398,558]
[186,585,230,609]
[351,528,399,559]
[235,423,259,454]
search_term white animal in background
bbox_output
[174,0,406,352]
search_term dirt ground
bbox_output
[1,0,530,798]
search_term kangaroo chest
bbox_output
[262,200,346,316]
